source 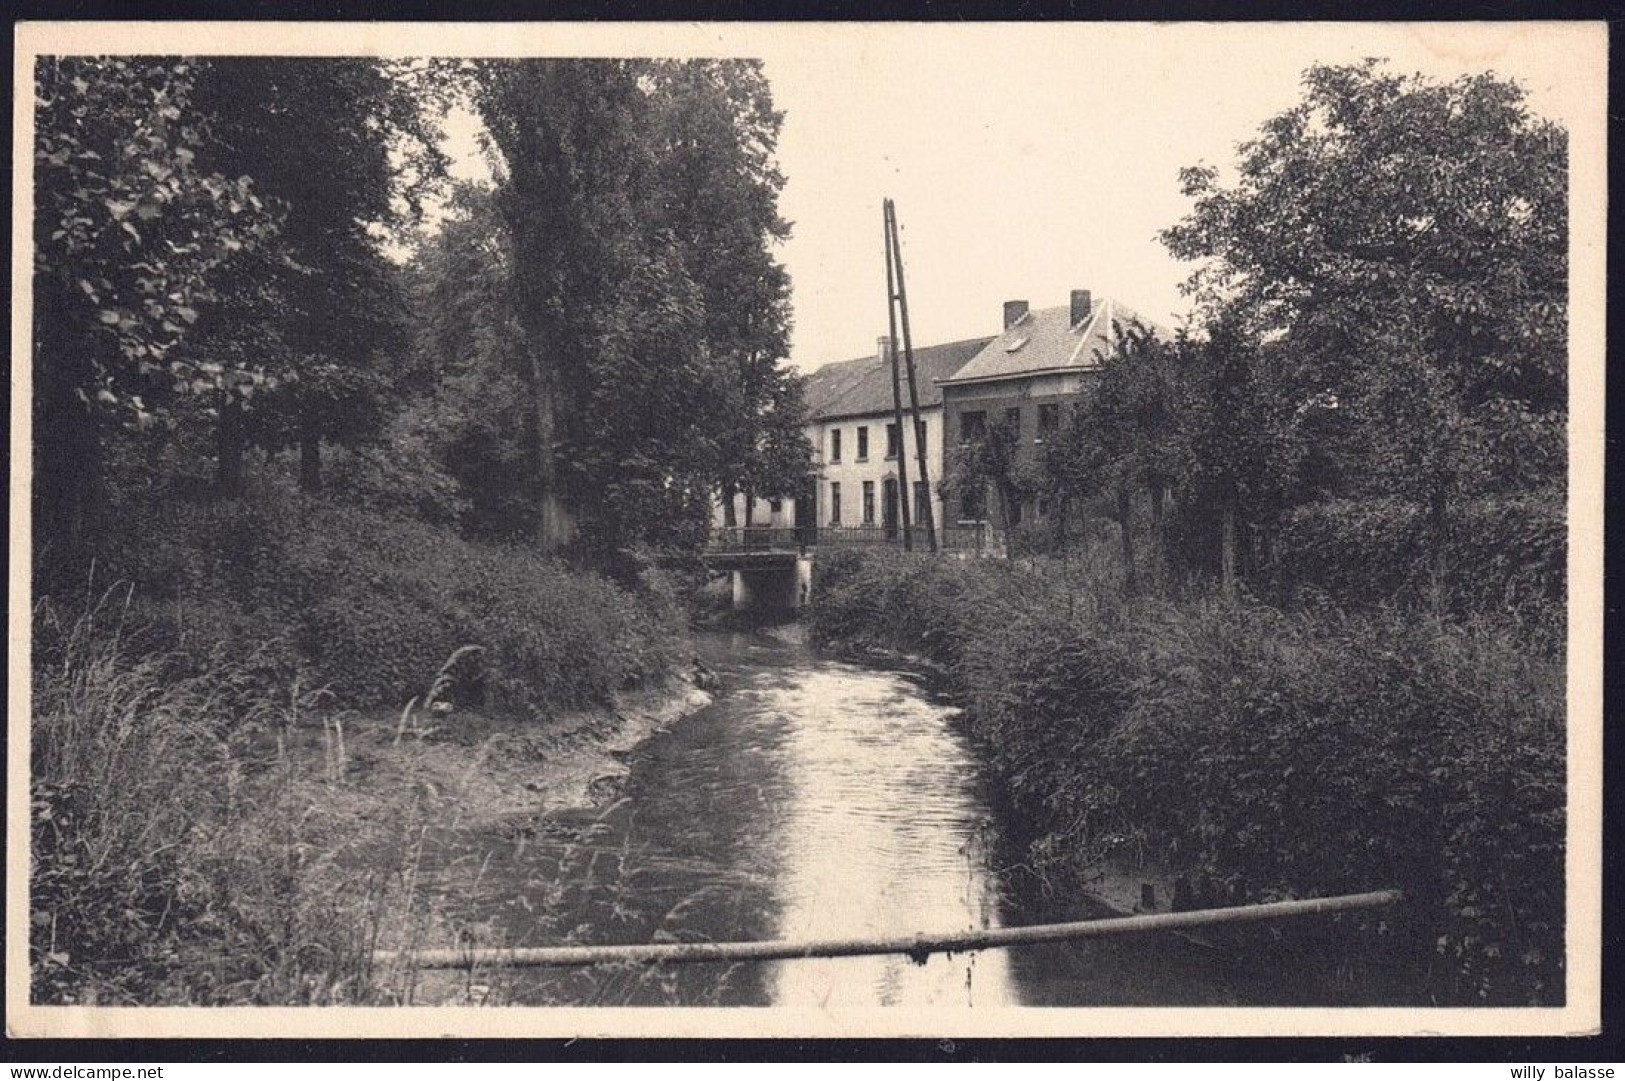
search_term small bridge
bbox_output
[702,525,993,612]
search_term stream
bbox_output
[410,629,1384,1007]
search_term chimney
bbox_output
[1070,289,1093,328]
[877,335,892,365]
[1003,300,1029,331]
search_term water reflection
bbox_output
[754,661,1011,1007]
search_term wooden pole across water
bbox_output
[372,889,1401,971]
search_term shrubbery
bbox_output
[100,478,683,714]
[1271,492,1565,637]
[33,476,688,1003]
[809,549,1565,1005]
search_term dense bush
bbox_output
[1272,492,1565,632]
[809,549,1566,1004]
[99,479,683,714]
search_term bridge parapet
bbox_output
[705,523,994,555]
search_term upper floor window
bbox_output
[1004,406,1023,436]
[959,411,986,445]
[856,426,870,461]
[829,428,842,462]
[885,423,900,460]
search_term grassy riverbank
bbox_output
[30,476,699,1005]
[807,547,1565,1006]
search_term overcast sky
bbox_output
[433,22,1596,373]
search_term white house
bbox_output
[716,333,992,540]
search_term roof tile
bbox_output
[803,336,993,420]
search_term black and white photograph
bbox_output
[8,20,1605,1040]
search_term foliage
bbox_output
[1161,59,1566,506]
[1271,491,1565,636]
[941,415,1038,553]
[470,59,809,556]
[809,548,1565,1004]
[188,57,451,488]
[32,58,284,577]
[34,57,284,430]
[102,478,683,713]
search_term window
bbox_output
[1037,496,1052,519]
[914,481,931,525]
[1009,498,1024,526]
[856,426,870,461]
[1004,406,1023,437]
[862,480,876,524]
[829,481,842,525]
[960,485,986,521]
[769,497,783,514]
[959,411,986,445]
[885,422,900,460]
[1037,403,1059,442]
[829,428,842,463]
[915,419,928,450]
[723,494,737,528]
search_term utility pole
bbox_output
[883,202,914,550]
[885,198,938,553]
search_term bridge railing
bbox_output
[706,523,994,553]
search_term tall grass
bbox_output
[29,588,434,1004]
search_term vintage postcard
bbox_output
[7,20,1606,1040]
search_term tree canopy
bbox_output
[470,58,809,558]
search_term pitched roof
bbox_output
[802,335,993,421]
[938,298,1163,387]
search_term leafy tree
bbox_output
[33,57,281,575]
[472,59,808,559]
[1161,60,1567,606]
[643,61,811,520]
[945,416,1034,560]
[397,185,535,537]
[1069,321,1182,588]
[188,57,449,493]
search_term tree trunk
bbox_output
[1117,484,1136,591]
[298,423,323,492]
[216,396,245,497]
[1220,488,1238,600]
[519,339,573,550]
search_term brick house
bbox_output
[937,290,1157,530]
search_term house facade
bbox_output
[937,290,1154,529]
[714,288,1157,545]
[715,333,991,540]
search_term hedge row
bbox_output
[809,547,1565,1005]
